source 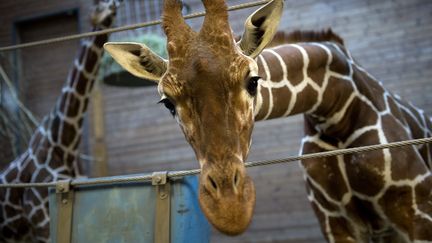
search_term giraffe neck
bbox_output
[0,6,118,243]
[253,42,432,146]
[25,15,115,177]
[254,42,350,119]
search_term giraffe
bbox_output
[104,0,432,241]
[0,0,120,242]
[105,0,283,235]
[254,30,432,242]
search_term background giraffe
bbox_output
[253,30,432,242]
[0,0,120,242]
[105,0,432,241]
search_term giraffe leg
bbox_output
[327,215,366,243]
[309,196,365,243]
[379,177,432,242]
[33,225,50,243]
[23,188,51,243]
[412,176,432,241]
[302,170,365,242]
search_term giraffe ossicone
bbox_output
[0,0,121,242]
[106,0,432,241]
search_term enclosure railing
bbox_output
[1,137,431,188]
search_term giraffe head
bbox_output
[104,0,283,235]
[91,0,122,27]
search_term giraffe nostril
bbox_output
[208,175,218,190]
[234,170,239,187]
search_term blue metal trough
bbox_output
[49,174,210,243]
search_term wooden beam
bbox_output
[91,82,108,177]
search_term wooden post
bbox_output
[91,82,108,177]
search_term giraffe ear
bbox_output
[237,0,284,58]
[103,42,167,83]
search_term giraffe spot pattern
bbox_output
[344,130,385,196]
[65,92,82,118]
[254,84,270,121]
[50,117,61,143]
[30,207,46,227]
[4,205,19,219]
[60,121,77,148]
[72,136,81,150]
[327,216,357,242]
[68,67,78,88]
[35,147,50,166]
[413,216,432,240]
[266,86,291,118]
[327,44,351,76]
[352,68,386,112]
[276,45,304,86]
[2,225,15,239]
[302,141,349,201]
[378,185,414,238]
[76,72,90,96]
[50,145,65,166]
[415,176,432,216]
[344,196,385,233]
[315,76,355,119]
[29,130,44,151]
[306,178,340,212]
[4,167,18,183]
[288,85,319,116]
[84,48,99,74]
[34,167,52,183]
[303,44,330,86]
[256,41,432,241]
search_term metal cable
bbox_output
[1,137,431,188]
[245,136,432,168]
[0,181,57,188]
[0,0,270,52]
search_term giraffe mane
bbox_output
[266,28,345,47]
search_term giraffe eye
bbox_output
[247,76,260,96]
[158,98,176,117]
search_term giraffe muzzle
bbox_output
[198,161,256,235]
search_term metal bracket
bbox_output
[152,171,171,243]
[56,180,74,243]
[152,171,168,186]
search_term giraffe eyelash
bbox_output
[158,97,176,117]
